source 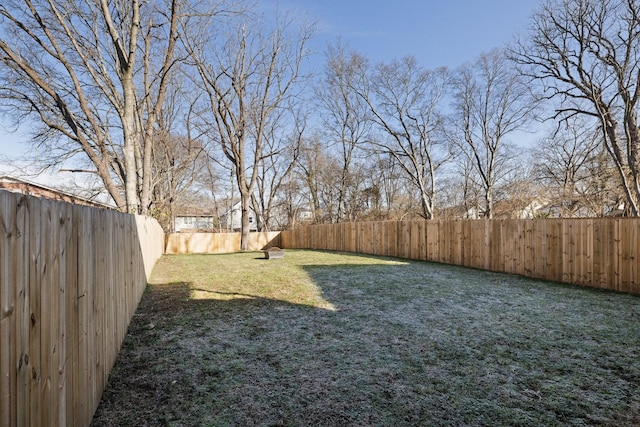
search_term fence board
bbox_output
[619,219,634,293]
[372,222,381,255]
[597,219,616,290]
[417,221,427,261]
[533,219,546,279]
[29,203,43,426]
[487,221,500,272]
[39,201,53,426]
[57,204,71,427]
[16,196,30,427]
[65,203,78,427]
[0,192,16,427]
[426,221,439,262]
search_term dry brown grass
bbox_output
[91,250,640,426]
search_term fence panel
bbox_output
[0,192,164,427]
[280,219,640,295]
[164,218,640,294]
[164,231,281,254]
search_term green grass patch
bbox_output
[92,250,640,426]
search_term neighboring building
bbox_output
[174,214,215,232]
[298,207,314,222]
[219,201,257,232]
[437,204,472,220]
[438,198,549,220]
[511,198,549,219]
[173,202,258,232]
[0,175,113,209]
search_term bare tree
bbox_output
[531,120,621,217]
[139,68,206,230]
[512,0,640,216]
[295,135,338,223]
[151,128,209,232]
[438,156,485,219]
[184,11,313,249]
[138,0,184,214]
[294,137,375,223]
[316,42,372,222]
[497,165,541,218]
[277,165,308,229]
[352,56,449,219]
[450,49,535,218]
[367,152,412,220]
[0,0,187,213]
[252,111,304,231]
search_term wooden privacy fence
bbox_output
[280,219,640,295]
[0,191,164,427]
[165,231,281,254]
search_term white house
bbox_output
[174,214,215,232]
[454,197,550,220]
[219,201,258,231]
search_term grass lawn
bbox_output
[91,250,640,426]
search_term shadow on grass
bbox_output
[91,277,342,427]
[91,255,640,427]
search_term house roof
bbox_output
[0,175,114,209]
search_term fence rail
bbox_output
[0,191,164,427]
[165,231,281,254]
[280,219,640,295]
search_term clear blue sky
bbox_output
[270,0,540,68]
[1,0,540,168]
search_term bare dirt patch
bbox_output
[91,250,640,426]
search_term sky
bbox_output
[0,0,541,183]
[272,0,539,68]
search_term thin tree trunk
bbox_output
[240,191,251,250]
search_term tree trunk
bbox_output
[603,119,639,216]
[624,111,640,215]
[419,189,433,220]
[101,0,140,213]
[484,188,494,219]
[240,192,251,251]
[122,109,139,213]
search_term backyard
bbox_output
[91,250,640,426]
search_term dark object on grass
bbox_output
[263,247,285,259]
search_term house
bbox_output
[173,201,258,232]
[438,198,549,220]
[512,198,548,219]
[0,175,113,209]
[297,207,314,222]
[219,201,257,232]
[174,214,215,232]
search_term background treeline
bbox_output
[0,0,637,247]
